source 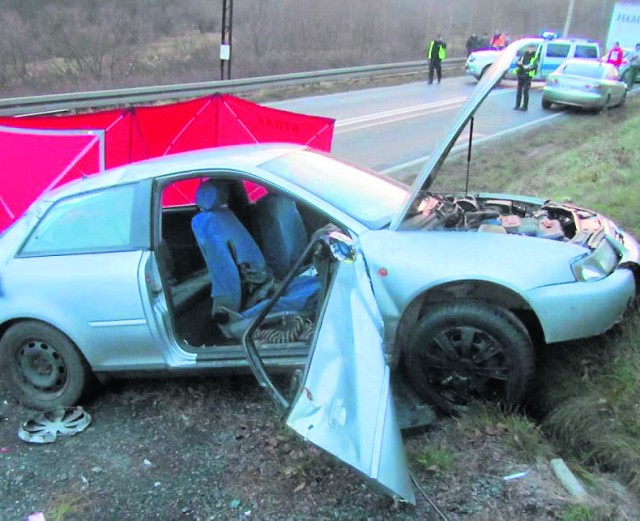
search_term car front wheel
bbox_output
[541,98,552,110]
[0,321,93,409]
[403,300,535,414]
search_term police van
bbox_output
[465,36,601,81]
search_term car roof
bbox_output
[554,38,597,44]
[42,143,307,202]
[520,36,597,45]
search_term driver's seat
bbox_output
[191,180,320,336]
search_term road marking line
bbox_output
[335,97,468,127]
[335,89,512,133]
[335,105,465,134]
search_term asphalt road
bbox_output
[268,76,564,174]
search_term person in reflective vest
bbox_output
[514,45,539,111]
[427,35,447,84]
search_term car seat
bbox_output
[253,193,309,279]
[191,180,320,338]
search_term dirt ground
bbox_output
[1,374,638,521]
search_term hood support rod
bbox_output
[465,116,474,196]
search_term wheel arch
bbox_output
[0,317,88,363]
[394,279,545,361]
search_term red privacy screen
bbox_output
[0,94,335,230]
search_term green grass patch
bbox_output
[416,446,455,473]
[534,316,640,492]
[46,487,93,521]
[559,504,596,521]
[466,403,555,461]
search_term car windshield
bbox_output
[260,149,409,229]
[562,62,604,79]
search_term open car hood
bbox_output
[390,39,536,231]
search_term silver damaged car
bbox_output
[1,41,639,503]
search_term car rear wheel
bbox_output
[403,300,535,415]
[0,321,93,409]
[541,98,552,110]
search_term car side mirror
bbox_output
[323,231,356,263]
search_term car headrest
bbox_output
[195,180,230,211]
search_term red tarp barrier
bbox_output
[0,127,103,231]
[0,94,335,229]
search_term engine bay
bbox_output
[403,194,607,247]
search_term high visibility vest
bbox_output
[428,40,447,61]
[514,49,540,78]
[527,52,539,78]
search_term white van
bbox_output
[465,36,601,81]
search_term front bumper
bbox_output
[526,268,636,344]
[465,63,482,79]
[542,87,606,109]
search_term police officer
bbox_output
[427,35,447,84]
[514,45,539,111]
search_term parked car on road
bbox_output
[1,40,638,503]
[542,58,628,110]
[465,36,600,81]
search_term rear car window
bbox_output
[561,62,604,79]
[21,184,138,256]
[546,43,571,58]
[574,45,598,59]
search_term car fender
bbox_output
[359,229,586,348]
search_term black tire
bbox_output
[403,300,535,415]
[478,65,490,81]
[541,98,552,110]
[599,94,612,113]
[0,321,93,409]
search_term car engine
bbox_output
[405,194,610,247]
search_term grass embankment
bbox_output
[426,99,640,494]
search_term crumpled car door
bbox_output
[242,231,415,504]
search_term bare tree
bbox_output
[0,0,628,94]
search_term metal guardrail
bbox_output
[0,58,466,116]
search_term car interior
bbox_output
[155,176,335,351]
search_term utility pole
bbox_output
[220,0,233,80]
[562,0,575,38]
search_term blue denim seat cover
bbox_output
[191,180,319,320]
